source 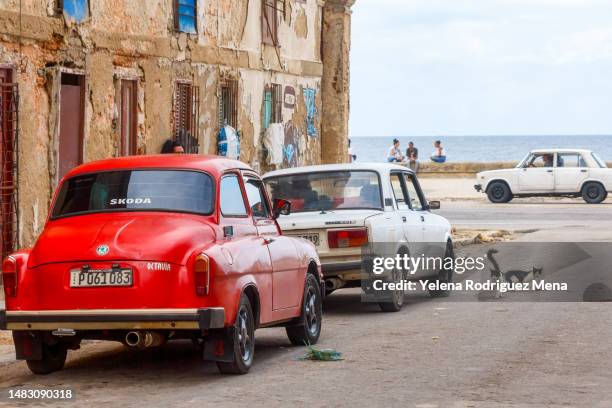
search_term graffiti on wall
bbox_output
[283,121,303,168]
[303,88,317,137]
[284,86,296,109]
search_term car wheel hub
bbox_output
[305,288,319,335]
[237,308,252,361]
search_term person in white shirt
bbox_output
[387,138,404,163]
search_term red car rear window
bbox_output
[52,170,214,218]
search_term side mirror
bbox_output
[428,201,441,210]
[272,199,291,219]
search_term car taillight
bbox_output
[194,254,210,296]
[2,256,18,297]
[328,229,369,249]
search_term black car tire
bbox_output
[286,274,323,346]
[487,181,512,204]
[26,342,68,375]
[378,262,405,313]
[582,182,607,204]
[217,295,255,375]
[429,241,454,298]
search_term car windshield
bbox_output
[265,171,382,213]
[592,153,608,168]
[516,153,531,168]
[52,170,214,218]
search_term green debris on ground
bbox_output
[297,345,343,361]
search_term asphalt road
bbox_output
[1,288,611,407]
[1,199,611,407]
[438,200,612,241]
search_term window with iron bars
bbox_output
[219,80,238,130]
[262,0,286,45]
[0,74,19,259]
[263,83,282,129]
[173,82,200,153]
[174,0,197,34]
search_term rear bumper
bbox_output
[321,260,362,275]
[0,308,225,331]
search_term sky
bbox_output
[349,0,612,137]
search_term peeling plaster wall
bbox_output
[0,0,350,248]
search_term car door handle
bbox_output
[263,237,275,244]
[581,169,587,173]
[402,216,407,222]
[421,216,425,222]
[547,170,553,173]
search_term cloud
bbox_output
[349,1,612,136]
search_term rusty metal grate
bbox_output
[173,82,199,154]
[0,82,19,259]
[271,83,282,123]
[219,79,238,130]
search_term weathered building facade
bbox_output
[0,0,355,251]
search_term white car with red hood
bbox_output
[263,163,453,312]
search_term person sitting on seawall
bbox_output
[430,140,446,163]
[387,138,404,163]
[348,139,357,163]
[406,141,419,172]
[161,139,185,154]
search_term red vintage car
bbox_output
[0,155,323,375]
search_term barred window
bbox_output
[173,82,200,153]
[264,83,282,129]
[219,80,238,129]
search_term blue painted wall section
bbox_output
[303,88,317,137]
[64,0,88,23]
[177,0,197,34]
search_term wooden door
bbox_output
[58,73,84,180]
[0,68,18,258]
[120,79,137,156]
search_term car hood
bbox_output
[28,212,216,268]
[276,209,382,231]
[478,169,515,178]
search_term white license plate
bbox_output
[293,233,320,246]
[70,269,133,288]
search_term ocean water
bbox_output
[350,135,612,163]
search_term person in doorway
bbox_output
[387,138,404,163]
[161,139,185,154]
[348,139,357,163]
[406,141,419,172]
[430,140,446,163]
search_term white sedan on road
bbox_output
[475,149,612,204]
[263,163,453,312]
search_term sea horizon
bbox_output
[349,134,612,163]
[351,134,612,138]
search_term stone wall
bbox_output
[0,0,354,248]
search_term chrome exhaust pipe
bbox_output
[125,331,145,348]
[325,277,345,291]
[125,331,166,349]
